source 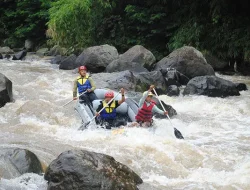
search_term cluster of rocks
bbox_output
[51,45,246,98]
[1,45,248,109]
[0,148,143,190]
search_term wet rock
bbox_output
[166,85,180,96]
[0,46,14,54]
[155,46,215,85]
[24,39,34,51]
[235,83,247,91]
[0,148,43,179]
[36,48,49,57]
[134,71,166,94]
[12,50,27,60]
[183,76,240,97]
[204,52,228,70]
[164,69,181,87]
[106,60,148,73]
[44,149,143,190]
[0,73,13,107]
[107,70,136,91]
[48,45,67,56]
[114,45,156,70]
[154,99,177,118]
[4,54,11,59]
[0,53,2,59]
[76,44,119,72]
[51,55,65,65]
[59,54,77,70]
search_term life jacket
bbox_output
[77,75,92,93]
[135,101,155,122]
[100,100,117,120]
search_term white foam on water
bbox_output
[1,59,250,189]
[0,173,47,190]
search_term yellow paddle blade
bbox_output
[111,128,125,135]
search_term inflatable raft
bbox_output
[75,89,139,129]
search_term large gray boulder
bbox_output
[155,46,215,85]
[107,70,136,91]
[204,53,228,70]
[116,45,156,70]
[76,44,119,73]
[134,71,166,94]
[59,54,77,70]
[183,76,240,97]
[0,148,43,179]
[0,46,14,54]
[47,45,67,56]
[36,48,49,57]
[106,60,148,73]
[44,150,143,190]
[12,50,27,60]
[0,73,13,107]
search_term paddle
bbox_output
[152,88,184,139]
[78,91,121,130]
[63,91,87,107]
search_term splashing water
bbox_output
[0,59,250,190]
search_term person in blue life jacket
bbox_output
[95,88,126,129]
[73,66,97,104]
[134,85,168,128]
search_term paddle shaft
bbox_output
[63,91,87,107]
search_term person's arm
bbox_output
[88,77,96,91]
[138,91,149,107]
[152,105,168,115]
[95,102,103,116]
[118,88,125,105]
[152,105,164,115]
[73,79,78,98]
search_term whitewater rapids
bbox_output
[0,59,250,190]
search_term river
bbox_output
[0,59,250,190]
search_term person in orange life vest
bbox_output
[135,85,168,127]
[95,88,126,129]
[73,66,97,104]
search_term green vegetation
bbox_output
[0,0,249,64]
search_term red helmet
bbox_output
[105,91,114,98]
[79,66,87,72]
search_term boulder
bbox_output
[204,53,228,70]
[23,53,41,61]
[134,71,166,94]
[166,85,180,96]
[0,53,2,59]
[165,69,181,87]
[44,150,143,190]
[76,44,119,72]
[155,46,215,85]
[36,48,49,57]
[4,54,11,59]
[0,46,14,54]
[51,55,66,65]
[24,39,34,51]
[12,50,27,60]
[154,99,177,118]
[0,148,43,179]
[47,45,67,56]
[235,83,247,91]
[59,54,77,70]
[107,70,136,91]
[106,60,148,73]
[0,73,13,107]
[115,45,156,70]
[183,76,240,97]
